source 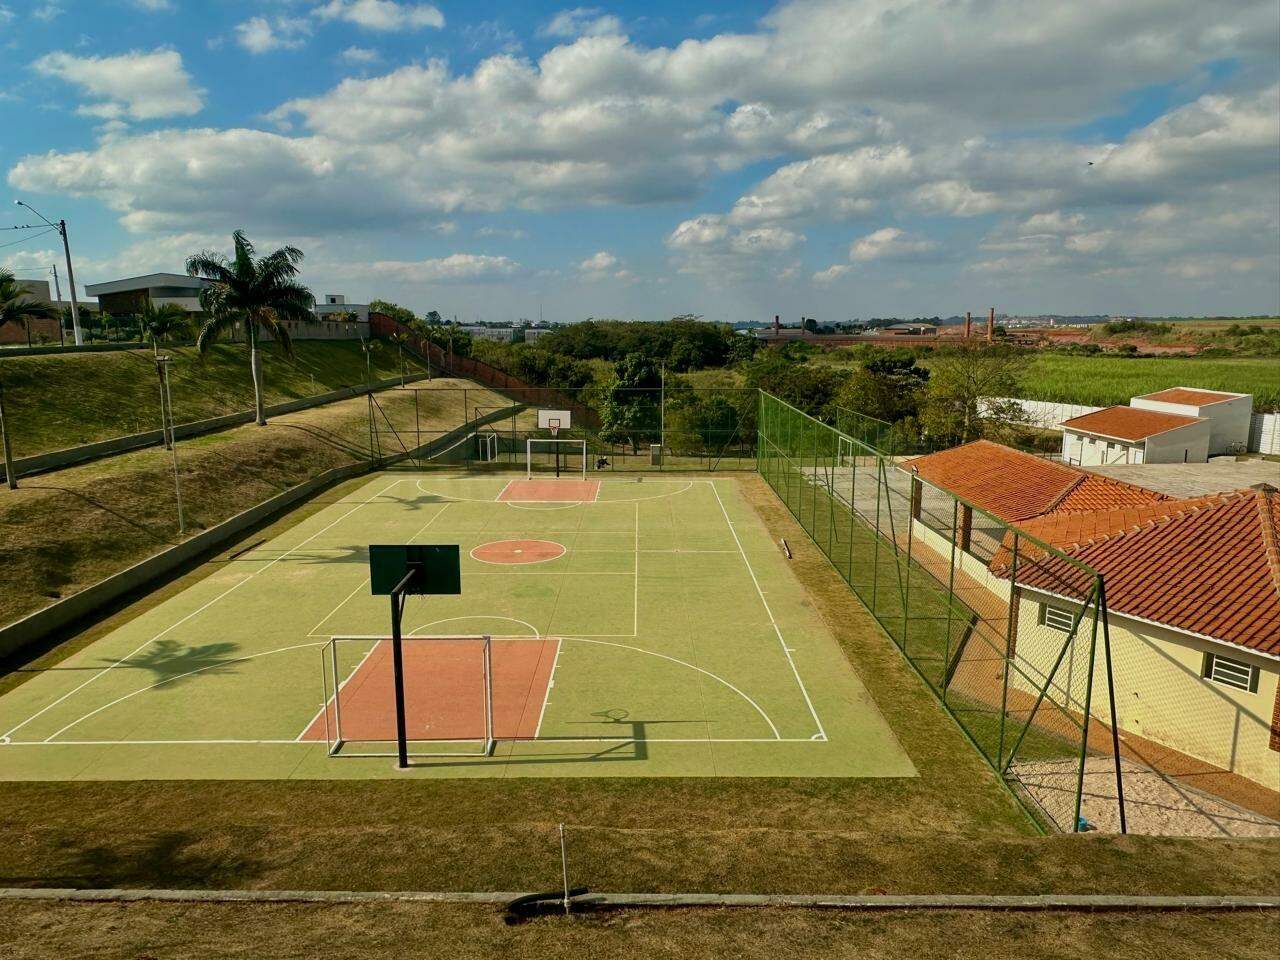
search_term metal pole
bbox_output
[390,578,413,769]
[0,381,16,490]
[50,265,65,347]
[559,823,571,915]
[158,359,186,536]
[1072,595,1103,832]
[1097,580,1128,834]
[659,363,665,460]
[58,220,83,346]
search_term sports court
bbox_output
[0,473,914,780]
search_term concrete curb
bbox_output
[0,889,1275,911]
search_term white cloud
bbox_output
[32,49,203,120]
[667,214,803,277]
[541,8,624,39]
[849,227,938,261]
[235,17,312,54]
[578,250,618,272]
[313,0,443,32]
[0,6,14,25]
[339,46,380,64]
[813,264,850,283]
[32,3,62,22]
[371,254,521,282]
[477,226,527,240]
[131,0,173,10]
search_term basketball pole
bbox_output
[390,567,416,769]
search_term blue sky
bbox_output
[3,0,1277,322]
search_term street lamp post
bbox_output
[15,201,83,346]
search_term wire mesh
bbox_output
[758,390,1126,833]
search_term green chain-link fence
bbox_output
[759,391,1128,833]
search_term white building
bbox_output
[1060,406,1211,466]
[314,294,370,323]
[1130,388,1253,456]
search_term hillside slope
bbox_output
[0,340,427,459]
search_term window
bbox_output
[1203,653,1258,693]
[1039,603,1075,633]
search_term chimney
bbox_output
[987,307,995,342]
[773,314,780,334]
[964,311,972,339]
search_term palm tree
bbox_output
[186,231,315,426]
[139,301,193,356]
[0,268,61,348]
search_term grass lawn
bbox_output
[0,340,428,459]
[1019,353,1280,410]
[0,476,1275,899]
[0,379,514,627]
[1,901,1276,960]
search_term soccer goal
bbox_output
[475,430,499,462]
[316,634,494,759]
[527,438,588,479]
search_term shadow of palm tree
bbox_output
[101,639,241,684]
[25,484,176,545]
[0,831,263,888]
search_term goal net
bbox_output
[316,635,494,758]
[526,438,588,479]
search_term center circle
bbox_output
[470,539,566,565]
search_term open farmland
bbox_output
[1018,354,1280,410]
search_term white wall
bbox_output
[1132,394,1253,455]
[1062,429,1143,466]
[1142,420,1212,464]
[1250,412,1280,455]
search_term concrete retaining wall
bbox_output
[2,374,433,482]
[0,404,523,659]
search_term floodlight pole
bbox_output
[390,567,417,769]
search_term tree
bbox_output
[186,231,316,426]
[138,301,192,356]
[918,342,1029,447]
[0,268,60,348]
[599,352,661,453]
[833,353,929,423]
[369,299,417,326]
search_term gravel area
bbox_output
[1009,758,1280,837]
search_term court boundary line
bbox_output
[1,477,406,743]
[709,480,828,742]
[533,638,563,739]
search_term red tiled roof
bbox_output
[1060,406,1202,442]
[907,440,1169,522]
[1140,387,1238,406]
[1001,485,1280,656]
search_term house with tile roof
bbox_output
[906,440,1280,808]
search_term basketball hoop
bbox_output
[549,423,560,439]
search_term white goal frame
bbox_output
[526,438,588,479]
[319,634,494,759]
[476,430,498,462]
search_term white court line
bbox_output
[306,500,452,638]
[633,501,640,637]
[2,737,823,746]
[296,637,382,742]
[3,477,406,743]
[533,638,563,739]
[709,480,827,742]
[561,636,780,740]
[468,540,566,566]
[43,642,325,743]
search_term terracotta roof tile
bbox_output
[1140,387,1238,406]
[1000,486,1280,657]
[907,440,1169,523]
[1060,406,1202,442]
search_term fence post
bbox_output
[997,532,1019,767]
[1097,579,1127,834]
[1072,591,1103,832]
[0,380,16,491]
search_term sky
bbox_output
[1,0,1278,323]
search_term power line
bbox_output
[0,226,58,251]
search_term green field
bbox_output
[1019,354,1280,410]
[0,473,912,781]
[0,340,427,459]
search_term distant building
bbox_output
[1059,387,1254,465]
[84,273,210,316]
[315,294,370,323]
[882,322,939,336]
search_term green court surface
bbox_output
[0,475,915,780]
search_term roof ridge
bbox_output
[1255,485,1280,601]
[1036,492,1230,553]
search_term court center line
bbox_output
[709,480,827,742]
[2,477,406,742]
[3,736,823,746]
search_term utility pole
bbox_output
[15,202,82,345]
[0,380,16,491]
[50,265,65,346]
